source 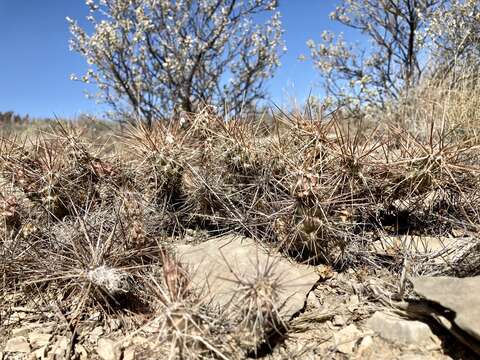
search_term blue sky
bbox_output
[0,1,356,118]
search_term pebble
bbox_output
[334,324,362,354]
[96,338,121,360]
[89,326,105,343]
[366,311,440,348]
[333,314,347,326]
[28,332,52,349]
[356,335,374,357]
[123,347,135,360]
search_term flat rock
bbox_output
[28,332,52,349]
[4,337,31,353]
[11,322,55,337]
[366,311,440,347]
[176,235,318,319]
[371,235,457,258]
[412,276,480,341]
[333,324,362,354]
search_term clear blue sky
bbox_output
[0,1,356,118]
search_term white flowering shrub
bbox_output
[428,0,480,79]
[68,0,284,124]
[308,0,444,110]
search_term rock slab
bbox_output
[366,311,440,347]
[176,235,319,319]
[4,337,31,353]
[412,276,480,341]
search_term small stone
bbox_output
[305,291,320,310]
[142,320,161,334]
[17,312,27,320]
[89,311,102,321]
[28,332,52,349]
[357,335,374,356]
[12,327,31,337]
[4,337,31,353]
[109,319,122,331]
[347,295,360,312]
[333,324,362,354]
[131,336,147,346]
[366,311,440,347]
[451,228,466,237]
[123,347,135,360]
[333,314,346,326]
[96,339,121,360]
[89,326,105,343]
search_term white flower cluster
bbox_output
[428,0,480,75]
[307,0,455,110]
[68,0,284,124]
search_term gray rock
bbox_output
[366,311,440,347]
[4,337,31,353]
[176,235,318,319]
[412,276,480,341]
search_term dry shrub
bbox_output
[3,204,165,321]
[134,252,289,359]
[225,257,288,354]
[136,252,235,360]
[112,103,480,269]
[0,125,120,220]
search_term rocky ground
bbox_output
[1,234,478,360]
